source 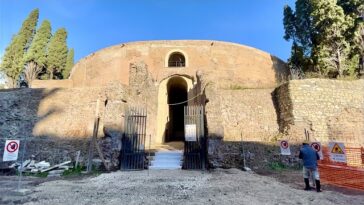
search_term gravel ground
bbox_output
[1,169,364,205]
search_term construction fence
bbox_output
[319,146,364,190]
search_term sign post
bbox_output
[279,140,291,155]
[328,142,346,163]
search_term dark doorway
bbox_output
[168,52,186,67]
[166,77,188,142]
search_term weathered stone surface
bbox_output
[33,40,288,89]
[276,79,364,147]
[1,40,363,169]
[0,85,129,164]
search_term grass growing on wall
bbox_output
[223,84,277,90]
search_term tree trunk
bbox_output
[337,49,343,77]
[24,61,40,88]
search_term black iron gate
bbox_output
[120,106,147,170]
[183,105,206,169]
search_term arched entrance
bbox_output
[156,75,194,144]
[166,77,188,141]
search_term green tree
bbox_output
[311,0,357,77]
[283,0,363,78]
[283,1,316,73]
[47,28,68,79]
[338,0,364,73]
[62,48,74,79]
[0,9,39,87]
[23,20,52,87]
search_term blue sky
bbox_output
[0,0,295,64]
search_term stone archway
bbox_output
[156,75,194,144]
[166,77,188,141]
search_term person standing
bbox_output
[299,142,321,192]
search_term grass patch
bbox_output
[62,165,102,177]
[18,171,48,178]
[223,84,276,90]
[228,84,247,90]
[62,165,84,177]
[268,162,286,171]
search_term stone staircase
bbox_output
[148,142,183,170]
[149,150,183,170]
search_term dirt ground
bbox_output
[1,169,363,205]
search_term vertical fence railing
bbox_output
[183,105,206,170]
[120,106,147,170]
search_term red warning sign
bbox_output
[3,140,20,161]
[279,140,291,155]
[281,140,289,149]
[310,142,323,160]
[6,141,19,153]
[311,142,321,152]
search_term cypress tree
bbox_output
[0,9,39,87]
[62,48,74,79]
[47,28,68,79]
[23,20,52,87]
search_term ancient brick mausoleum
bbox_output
[1,41,363,174]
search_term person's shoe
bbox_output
[315,180,322,192]
[304,178,311,191]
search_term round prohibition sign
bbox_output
[281,140,289,149]
[6,141,19,153]
[311,143,321,152]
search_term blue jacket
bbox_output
[299,144,319,169]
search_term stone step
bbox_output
[155,151,183,156]
[149,149,183,170]
[149,165,182,170]
[154,154,183,159]
[150,160,182,166]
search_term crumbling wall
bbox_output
[275,79,364,146]
[0,85,129,168]
[207,79,364,168]
[128,61,159,144]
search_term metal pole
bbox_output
[241,132,246,169]
[148,134,151,176]
[17,137,27,192]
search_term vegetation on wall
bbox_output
[283,0,364,79]
[0,9,75,88]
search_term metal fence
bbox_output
[183,105,206,170]
[120,106,147,170]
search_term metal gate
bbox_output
[183,105,206,169]
[120,106,147,170]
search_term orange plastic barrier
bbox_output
[318,147,364,190]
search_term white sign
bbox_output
[310,142,323,160]
[3,140,20,161]
[185,124,197,141]
[329,142,346,163]
[279,140,291,155]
